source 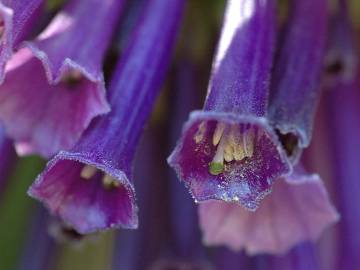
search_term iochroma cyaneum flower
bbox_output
[28,0,184,234]
[168,0,290,210]
[0,0,124,157]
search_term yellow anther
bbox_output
[102,174,120,189]
[80,165,97,179]
[233,144,246,161]
[224,143,233,155]
[224,152,233,162]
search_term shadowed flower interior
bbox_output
[169,111,290,210]
[28,157,137,234]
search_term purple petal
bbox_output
[204,0,276,116]
[198,170,339,255]
[168,0,291,209]
[269,0,328,160]
[28,152,137,234]
[0,0,126,157]
[0,0,43,82]
[0,49,110,157]
[168,111,290,210]
[28,0,185,234]
[326,68,360,269]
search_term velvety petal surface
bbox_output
[28,152,137,234]
[168,111,290,210]
[168,0,292,209]
[28,0,185,234]
[269,0,328,160]
[0,49,109,157]
[0,0,43,82]
[0,0,125,157]
[198,171,339,255]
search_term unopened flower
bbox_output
[0,0,126,157]
[0,0,43,82]
[198,168,339,255]
[268,0,328,161]
[29,0,185,234]
[168,0,290,210]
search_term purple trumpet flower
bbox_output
[28,0,184,234]
[326,70,360,269]
[168,0,290,210]
[0,0,126,157]
[268,0,328,161]
[198,167,339,255]
[0,0,43,82]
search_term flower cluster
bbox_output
[0,0,359,269]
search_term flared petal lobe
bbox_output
[269,0,328,160]
[29,0,185,233]
[29,153,137,234]
[0,0,43,82]
[169,111,288,210]
[168,0,290,209]
[198,171,339,255]
[0,0,125,157]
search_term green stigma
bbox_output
[209,162,224,175]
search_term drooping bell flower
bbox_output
[268,0,328,161]
[29,0,185,234]
[0,0,43,82]
[0,0,126,157]
[198,167,339,255]
[168,0,290,210]
[326,68,360,270]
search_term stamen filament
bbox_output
[213,122,226,146]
